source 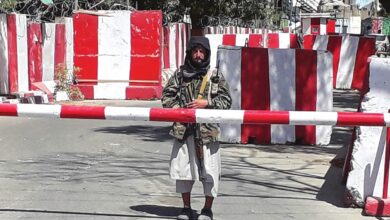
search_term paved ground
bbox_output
[0,90,379,219]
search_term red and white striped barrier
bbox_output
[206,33,299,68]
[303,34,376,92]
[1,12,163,100]
[0,13,28,94]
[162,23,191,70]
[203,26,262,35]
[72,10,162,100]
[302,17,336,35]
[28,22,69,91]
[0,104,389,126]
[365,124,390,216]
[343,58,390,214]
[0,14,73,95]
[217,46,333,145]
[63,17,74,74]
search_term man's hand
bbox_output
[186,99,208,109]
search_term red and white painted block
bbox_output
[217,46,333,145]
[203,26,262,35]
[203,26,224,35]
[27,22,68,93]
[206,33,299,68]
[73,10,162,100]
[303,34,376,92]
[302,18,336,35]
[266,33,299,48]
[43,22,67,81]
[0,13,28,94]
[345,58,390,211]
[63,17,74,73]
[162,23,191,70]
[223,26,262,34]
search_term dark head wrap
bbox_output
[182,36,211,78]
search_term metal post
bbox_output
[295,5,297,33]
[288,0,293,33]
[75,0,78,10]
[342,7,345,34]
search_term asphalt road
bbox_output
[0,91,377,219]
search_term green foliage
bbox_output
[0,0,282,28]
[54,64,84,101]
[0,0,18,12]
[155,0,281,28]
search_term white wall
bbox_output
[348,16,362,34]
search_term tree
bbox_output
[380,0,390,12]
[0,0,282,28]
[152,0,281,28]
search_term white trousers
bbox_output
[170,135,221,197]
[176,179,216,197]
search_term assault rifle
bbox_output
[179,80,206,181]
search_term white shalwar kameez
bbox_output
[169,134,221,197]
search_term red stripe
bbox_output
[74,85,94,99]
[27,23,43,91]
[327,35,342,88]
[243,110,289,125]
[311,18,320,34]
[385,110,390,198]
[289,34,299,48]
[60,105,105,119]
[54,24,66,77]
[73,13,98,84]
[7,14,18,93]
[241,48,271,144]
[267,33,279,48]
[337,112,385,126]
[248,34,263,48]
[0,104,18,116]
[222,34,236,46]
[303,35,316,49]
[327,19,336,34]
[385,126,390,198]
[295,50,317,145]
[130,11,162,86]
[163,26,170,69]
[149,108,195,123]
[351,37,376,93]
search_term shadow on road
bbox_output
[94,125,172,142]
[130,205,183,219]
[2,152,170,183]
[316,160,348,208]
[0,208,171,219]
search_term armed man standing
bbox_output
[161,36,232,220]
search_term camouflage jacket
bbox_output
[161,66,232,144]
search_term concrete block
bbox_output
[365,196,390,216]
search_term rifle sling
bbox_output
[197,69,212,99]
